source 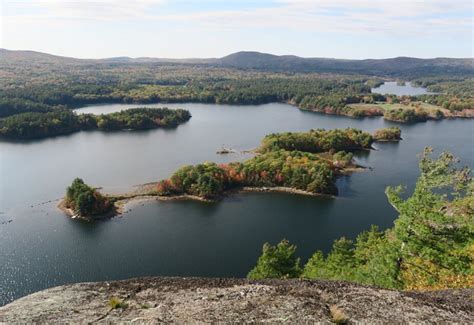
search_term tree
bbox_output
[65,178,111,217]
[322,238,356,280]
[302,251,326,279]
[254,148,472,290]
[248,239,302,279]
[386,147,473,289]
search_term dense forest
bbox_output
[0,49,472,138]
[156,128,396,200]
[248,148,473,290]
[0,108,191,139]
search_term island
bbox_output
[59,178,114,220]
[373,126,402,141]
[0,107,191,139]
[58,127,401,219]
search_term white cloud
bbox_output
[2,0,472,39]
[146,0,472,36]
[4,0,166,20]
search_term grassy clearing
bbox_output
[348,102,443,112]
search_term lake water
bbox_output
[1,102,472,305]
[371,81,434,96]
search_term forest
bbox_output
[248,148,473,290]
[0,50,472,139]
[0,107,191,139]
[0,75,471,130]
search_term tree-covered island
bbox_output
[60,178,114,220]
[0,107,191,139]
[59,127,402,219]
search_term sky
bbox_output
[1,0,473,59]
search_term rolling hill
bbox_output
[1,48,473,77]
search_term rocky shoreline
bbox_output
[0,277,471,323]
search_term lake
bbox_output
[0,102,472,305]
[371,81,435,96]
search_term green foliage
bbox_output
[390,77,473,113]
[0,73,373,118]
[0,97,55,117]
[65,178,111,217]
[386,147,473,289]
[383,108,428,123]
[247,239,302,279]
[0,110,82,139]
[0,56,470,126]
[166,162,230,199]
[239,150,337,194]
[332,151,354,168]
[0,107,191,139]
[259,128,374,153]
[252,149,473,290]
[373,127,402,141]
[303,238,357,282]
[157,149,338,199]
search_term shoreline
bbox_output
[57,185,336,220]
[239,186,335,198]
[58,164,369,220]
[57,162,367,220]
[57,199,123,221]
[57,191,215,221]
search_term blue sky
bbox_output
[1,0,472,59]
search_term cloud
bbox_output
[2,0,472,36]
[149,0,472,36]
[3,0,166,21]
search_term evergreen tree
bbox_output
[248,239,302,279]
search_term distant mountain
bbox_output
[217,51,474,77]
[0,49,86,64]
[1,48,472,77]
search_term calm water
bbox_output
[0,102,473,305]
[372,81,435,96]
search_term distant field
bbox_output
[349,102,442,112]
[347,102,473,118]
[348,102,441,113]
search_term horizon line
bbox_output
[2,48,473,62]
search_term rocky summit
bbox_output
[0,277,471,323]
